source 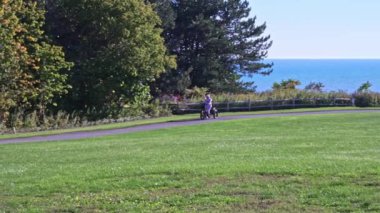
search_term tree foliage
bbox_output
[1,0,273,128]
[305,82,325,92]
[154,0,272,94]
[44,0,176,113]
[273,79,301,90]
[146,0,176,31]
[0,0,72,118]
[357,81,372,93]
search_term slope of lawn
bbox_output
[0,107,373,140]
[1,113,380,212]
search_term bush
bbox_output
[23,111,38,129]
[353,92,380,107]
[0,97,177,133]
[143,101,172,118]
[178,90,352,104]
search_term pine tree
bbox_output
[156,0,272,93]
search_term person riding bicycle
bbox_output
[204,93,213,118]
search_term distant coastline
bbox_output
[246,59,380,92]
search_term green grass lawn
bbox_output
[1,112,380,212]
[0,106,373,140]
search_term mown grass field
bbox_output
[1,112,380,212]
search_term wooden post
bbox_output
[227,100,230,112]
[292,98,296,108]
[248,98,252,111]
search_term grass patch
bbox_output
[0,106,374,140]
[1,112,380,211]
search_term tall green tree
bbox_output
[145,0,176,31]
[45,0,176,113]
[155,0,272,94]
[0,0,71,119]
[0,0,21,113]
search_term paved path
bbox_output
[1,109,379,145]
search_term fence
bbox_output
[170,98,354,114]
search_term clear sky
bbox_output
[248,0,380,59]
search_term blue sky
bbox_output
[248,0,380,59]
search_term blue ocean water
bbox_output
[245,59,380,92]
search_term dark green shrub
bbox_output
[353,92,380,107]
[143,101,172,118]
[23,111,38,129]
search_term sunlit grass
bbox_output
[1,112,379,211]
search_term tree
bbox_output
[0,0,72,120]
[0,0,21,114]
[305,82,325,92]
[357,81,372,93]
[44,0,176,113]
[272,79,301,90]
[145,0,183,96]
[155,0,272,94]
[145,0,176,31]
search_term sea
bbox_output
[244,59,380,92]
